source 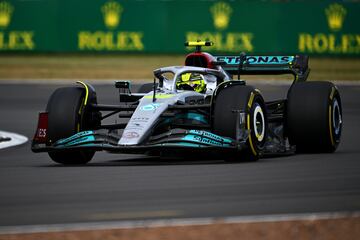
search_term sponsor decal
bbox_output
[140,103,162,111]
[193,135,221,146]
[325,3,346,32]
[131,117,150,122]
[0,1,12,28]
[102,0,123,29]
[78,0,144,51]
[37,128,47,138]
[210,2,232,31]
[186,1,254,52]
[0,1,35,50]
[216,56,294,65]
[298,3,359,54]
[126,126,143,131]
[183,135,223,146]
[189,130,232,143]
[123,131,140,139]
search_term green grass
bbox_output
[0,54,359,81]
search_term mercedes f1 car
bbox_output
[31,41,343,164]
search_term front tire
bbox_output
[46,87,97,164]
[213,84,267,161]
[286,81,342,152]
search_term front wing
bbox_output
[31,129,248,154]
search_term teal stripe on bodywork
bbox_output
[176,113,208,124]
[157,142,204,148]
[59,135,95,147]
[55,142,113,149]
[73,143,113,148]
[55,131,94,145]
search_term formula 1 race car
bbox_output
[31,41,343,164]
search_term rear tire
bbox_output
[213,84,267,161]
[46,87,96,164]
[286,81,342,152]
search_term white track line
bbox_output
[0,131,28,149]
[0,211,358,235]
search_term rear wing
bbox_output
[214,55,310,82]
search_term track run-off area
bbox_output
[0,81,359,239]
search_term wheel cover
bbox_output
[253,104,265,142]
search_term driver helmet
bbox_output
[176,72,206,93]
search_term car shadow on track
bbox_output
[37,152,297,167]
[93,157,230,166]
[39,158,230,167]
[38,153,264,167]
[37,154,298,167]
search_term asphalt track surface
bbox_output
[0,82,359,227]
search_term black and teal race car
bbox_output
[31,41,343,164]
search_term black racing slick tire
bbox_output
[213,84,267,161]
[46,87,96,165]
[286,81,342,153]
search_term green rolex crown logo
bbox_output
[102,0,123,29]
[210,2,232,31]
[0,1,13,28]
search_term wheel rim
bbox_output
[253,104,265,142]
[332,98,342,136]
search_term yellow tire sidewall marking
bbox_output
[76,81,89,133]
[247,93,258,156]
[247,92,255,109]
[76,81,89,106]
[329,104,335,147]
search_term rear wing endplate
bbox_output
[214,55,310,82]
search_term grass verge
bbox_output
[0,54,359,81]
